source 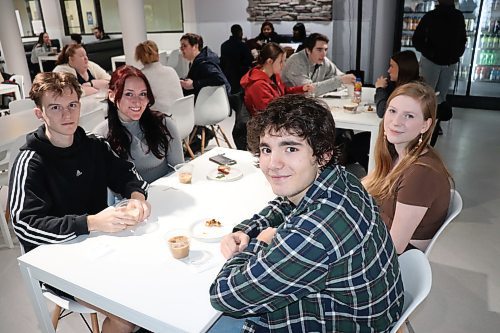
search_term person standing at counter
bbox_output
[363,82,452,254]
[282,33,355,96]
[220,24,253,94]
[53,44,110,96]
[9,71,149,332]
[412,0,466,145]
[93,65,183,183]
[209,95,403,333]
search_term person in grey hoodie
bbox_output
[282,33,355,96]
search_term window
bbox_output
[14,0,46,37]
[60,0,183,35]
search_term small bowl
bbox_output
[343,103,358,113]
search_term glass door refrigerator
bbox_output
[394,0,500,110]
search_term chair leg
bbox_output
[406,319,416,333]
[184,139,195,160]
[90,313,100,333]
[51,304,61,329]
[216,125,233,149]
[0,206,14,249]
[200,127,206,154]
[211,125,221,147]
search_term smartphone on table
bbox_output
[209,154,237,165]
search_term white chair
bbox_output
[8,98,35,114]
[0,135,26,249]
[192,85,233,154]
[166,49,190,79]
[424,189,463,257]
[169,95,195,159]
[390,249,432,333]
[19,243,100,332]
[9,74,25,99]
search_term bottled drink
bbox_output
[352,78,362,104]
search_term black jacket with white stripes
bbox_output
[9,125,148,252]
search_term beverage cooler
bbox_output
[394,0,500,110]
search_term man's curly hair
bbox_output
[247,94,337,169]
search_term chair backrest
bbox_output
[0,134,27,187]
[194,85,230,127]
[8,98,35,114]
[9,74,25,99]
[169,95,195,140]
[166,49,189,79]
[424,189,463,256]
[390,249,432,333]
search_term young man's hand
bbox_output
[220,231,250,259]
[87,206,139,233]
[180,78,194,90]
[341,74,356,85]
[257,227,276,244]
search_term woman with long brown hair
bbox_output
[363,82,452,254]
[93,65,183,183]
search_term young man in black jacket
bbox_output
[412,0,466,145]
[9,72,149,333]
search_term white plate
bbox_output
[189,219,231,242]
[206,168,243,182]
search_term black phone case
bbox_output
[209,154,237,165]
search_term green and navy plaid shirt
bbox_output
[210,166,404,332]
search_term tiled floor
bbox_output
[0,107,499,332]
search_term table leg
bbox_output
[18,263,56,333]
[367,126,379,172]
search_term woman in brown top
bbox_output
[363,82,452,254]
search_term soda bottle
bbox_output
[353,78,362,104]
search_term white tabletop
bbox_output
[38,55,58,72]
[0,83,21,100]
[18,147,276,333]
[320,87,381,172]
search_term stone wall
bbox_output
[247,0,333,21]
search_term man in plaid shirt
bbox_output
[209,95,404,332]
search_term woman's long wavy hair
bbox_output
[107,65,171,160]
[363,82,452,200]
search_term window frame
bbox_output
[59,0,184,36]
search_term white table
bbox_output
[38,55,58,72]
[0,96,107,156]
[320,87,380,172]
[112,50,169,71]
[0,83,21,100]
[18,147,275,333]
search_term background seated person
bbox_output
[240,42,313,117]
[363,82,452,254]
[179,33,230,99]
[375,50,420,118]
[291,22,307,52]
[282,33,355,96]
[53,44,110,96]
[30,32,55,66]
[209,94,404,332]
[93,26,110,40]
[246,21,281,55]
[93,65,183,183]
[9,72,149,333]
[135,40,183,113]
